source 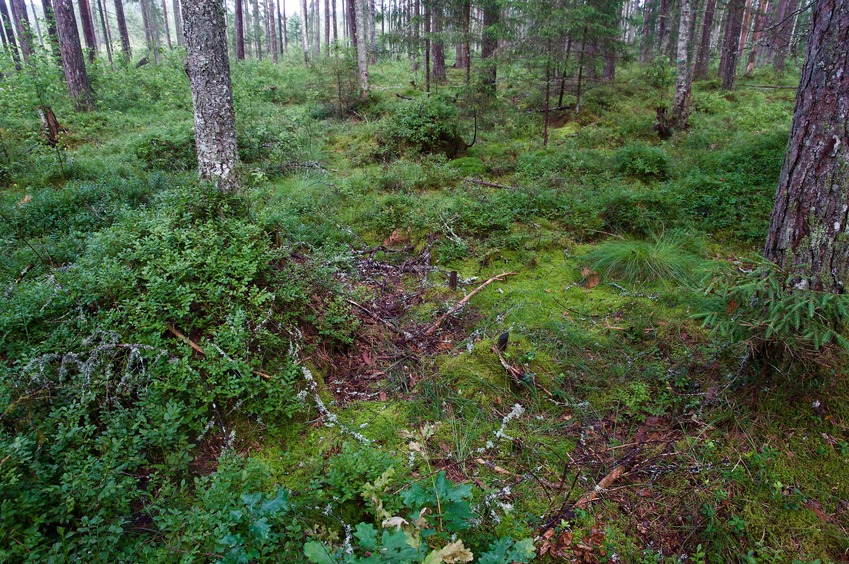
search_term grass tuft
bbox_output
[583,233,705,287]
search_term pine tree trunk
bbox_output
[354,0,368,96]
[480,0,498,95]
[368,0,375,63]
[764,0,849,292]
[173,0,182,46]
[180,0,239,193]
[1,0,22,68]
[9,0,33,59]
[431,0,445,80]
[253,0,261,59]
[718,0,745,88]
[266,0,277,61]
[693,0,716,79]
[745,0,769,75]
[97,0,112,63]
[324,0,329,47]
[301,0,309,62]
[424,0,429,91]
[235,0,245,58]
[640,0,655,62]
[161,0,171,48]
[113,0,130,60]
[331,0,336,42]
[737,0,754,62]
[773,0,798,72]
[657,0,669,53]
[672,0,693,129]
[77,0,97,61]
[54,0,92,109]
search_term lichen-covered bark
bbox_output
[763,0,849,293]
[180,0,239,193]
[671,0,693,130]
[54,0,92,110]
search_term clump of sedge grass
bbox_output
[583,233,704,288]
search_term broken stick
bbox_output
[423,272,516,337]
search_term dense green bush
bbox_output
[614,142,671,181]
[384,96,466,156]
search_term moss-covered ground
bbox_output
[1,53,846,562]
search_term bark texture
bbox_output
[671,0,693,129]
[763,0,849,293]
[77,0,97,61]
[354,0,368,97]
[234,0,245,58]
[431,0,445,80]
[180,0,239,193]
[172,0,182,46]
[718,0,745,88]
[55,0,92,109]
[9,0,33,59]
[42,0,63,70]
[113,0,130,60]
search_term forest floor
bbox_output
[1,56,848,562]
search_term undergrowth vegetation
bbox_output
[0,48,846,563]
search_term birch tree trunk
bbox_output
[354,0,368,97]
[672,0,693,129]
[172,0,182,46]
[180,0,239,193]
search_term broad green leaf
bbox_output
[304,541,337,564]
[354,522,378,551]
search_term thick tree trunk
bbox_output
[480,0,498,95]
[54,0,92,109]
[431,0,444,80]
[764,0,849,292]
[0,0,22,68]
[354,0,368,97]
[718,0,745,88]
[672,0,693,129]
[113,0,130,60]
[77,0,97,61]
[180,0,239,193]
[173,0,182,46]
[235,0,244,58]
[693,0,716,79]
[9,0,33,60]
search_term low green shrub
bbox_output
[614,142,671,181]
[384,96,465,156]
[131,122,196,171]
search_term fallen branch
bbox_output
[572,464,628,510]
[165,323,271,380]
[423,272,516,337]
[464,177,519,190]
